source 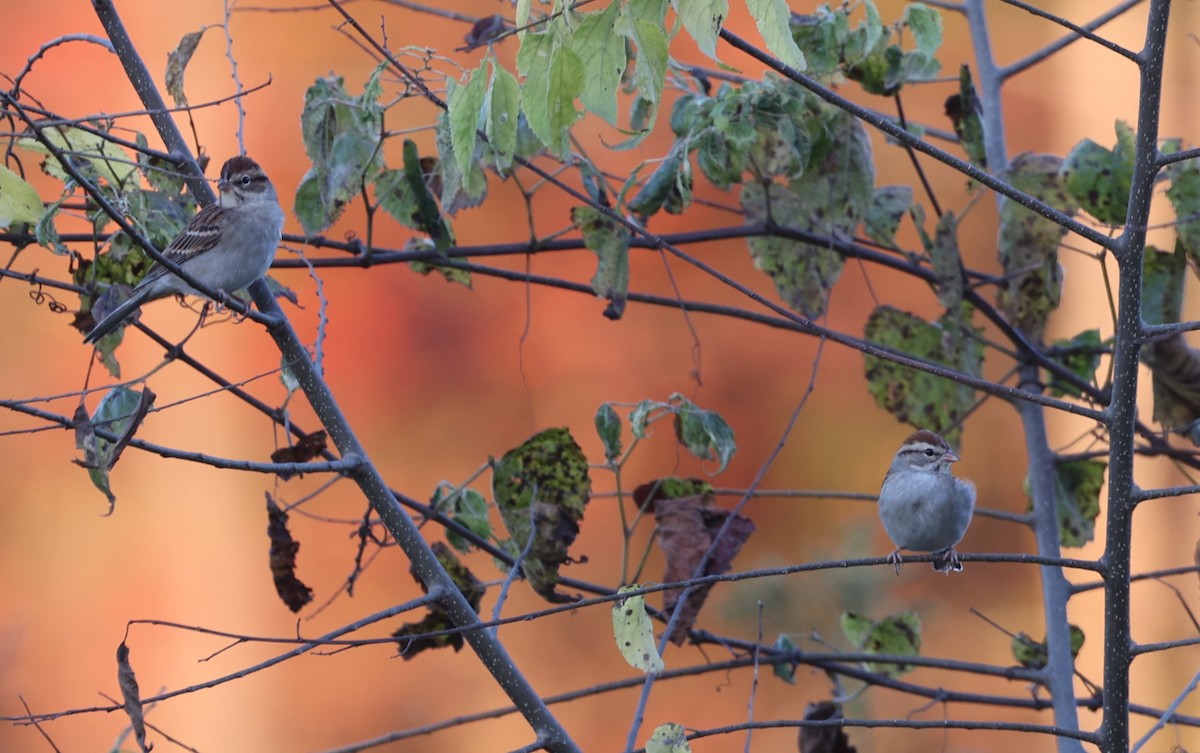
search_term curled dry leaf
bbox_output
[799,701,856,753]
[116,641,152,753]
[266,494,314,613]
[643,480,755,644]
[270,429,328,480]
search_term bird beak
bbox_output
[217,177,232,193]
[944,449,961,463]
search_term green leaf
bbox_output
[1060,121,1135,225]
[293,169,325,237]
[1142,242,1185,329]
[486,62,521,174]
[492,428,592,602]
[297,70,385,234]
[1012,625,1084,670]
[165,28,209,108]
[927,210,962,308]
[1140,243,1200,442]
[741,119,874,322]
[517,31,584,158]
[670,393,736,472]
[0,164,42,228]
[645,723,690,753]
[436,114,489,215]
[401,140,454,252]
[572,205,630,318]
[840,610,921,677]
[1047,329,1103,398]
[612,585,664,674]
[571,0,625,125]
[746,0,806,70]
[35,198,68,254]
[998,153,1077,338]
[772,634,798,684]
[409,258,472,287]
[902,3,943,56]
[742,182,843,318]
[594,403,623,463]
[947,65,987,170]
[83,386,152,511]
[630,399,658,437]
[625,15,668,105]
[864,185,912,247]
[790,6,849,80]
[670,0,728,60]
[433,484,493,553]
[447,64,487,180]
[1044,459,1105,547]
[1163,146,1200,264]
[20,126,137,188]
[628,146,690,217]
[862,305,981,446]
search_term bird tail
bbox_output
[83,288,150,344]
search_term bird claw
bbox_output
[886,549,904,576]
[932,547,963,573]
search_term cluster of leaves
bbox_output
[430,395,737,611]
[790,0,943,96]
[10,128,200,370]
[296,66,466,257]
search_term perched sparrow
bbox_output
[84,155,284,343]
[877,430,976,575]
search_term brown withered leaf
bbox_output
[270,430,328,479]
[266,494,313,612]
[652,485,755,644]
[799,701,856,753]
[117,641,152,752]
[393,542,485,658]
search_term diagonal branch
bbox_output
[87,1,581,749]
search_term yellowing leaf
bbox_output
[20,126,137,187]
[646,722,690,753]
[840,610,921,677]
[0,164,42,228]
[612,585,664,674]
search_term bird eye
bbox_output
[239,175,252,186]
[924,449,935,457]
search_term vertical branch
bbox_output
[1103,2,1173,752]
[964,4,1082,751]
[1015,386,1086,753]
[963,0,1008,171]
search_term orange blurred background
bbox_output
[2,1,1200,751]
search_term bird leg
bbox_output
[931,547,963,573]
[886,549,904,576]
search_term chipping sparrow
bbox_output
[83,155,284,343]
[878,430,976,575]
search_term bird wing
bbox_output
[138,204,229,285]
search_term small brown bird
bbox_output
[877,430,976,574]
